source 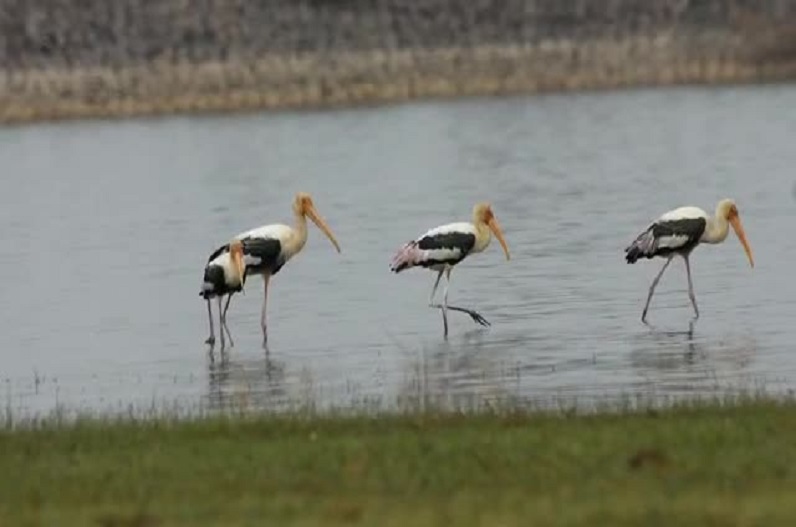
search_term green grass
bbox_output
[2,400,796,526]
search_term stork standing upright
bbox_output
[624,198,754,322]
[390,202,510,337]
[201,192,342,348]
[200,239,247,348]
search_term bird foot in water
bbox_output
[434,305,491,336]
[465,311,490,327]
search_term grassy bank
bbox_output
[2,400,796,526]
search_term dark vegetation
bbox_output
[1,0,793,69]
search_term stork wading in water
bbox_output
[624,198,754,323]
[201,192,342,348]
[390,203,510,338]
[200,239,247,348]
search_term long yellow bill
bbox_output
[307,206,342,253]
[230,242,247,292]
[729,216,754,268]
[488,217,511,261]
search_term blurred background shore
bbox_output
[1,0,795,124]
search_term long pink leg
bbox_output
[261,274,271,348]
[429,268,490,335]
[221,294,235,347]
[684,254,700,320]
[642,256,673,323]
[217,297,226,349]
[205,299,216,345]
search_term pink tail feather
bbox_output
[390,242,424,273]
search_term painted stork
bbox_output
[201,192,342,348]
[390,202,510,337]
[624,198,754,322]
[200,239,247,348]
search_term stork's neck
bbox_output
[473,220,491,253]
[293,210,309,250]
[704,211,730,244]
[277,210,309,260]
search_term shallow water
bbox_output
[2,85,796,417]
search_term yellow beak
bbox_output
[306,205,342,253]
[231,246,247,292]
[487,217,510,261]
[729,215,754,268]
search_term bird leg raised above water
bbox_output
[428,268,490,338]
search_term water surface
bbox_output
[2,85,795,416]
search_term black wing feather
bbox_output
[240,236,284,274]
[206,243,228,263]
[625,218,706,263]
[414,232,476,268]
[418,232,476,252]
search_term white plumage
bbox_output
[659,206,708,222]
[201,192,341,349]
[415,222,477,269]
[625,198,754,323]
[201,252,243,295]
[200,240,246,348]
[390,202,510,338]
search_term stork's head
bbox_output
[473,202,510,261]
[229,239,246,287]
[717,198,754,268]
[293,192,342,253]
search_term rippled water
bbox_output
[2,84,796,417]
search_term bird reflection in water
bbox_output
[206,349,286,412]
[394,330,515,412]
[641,319,697,340]
[629,324,758,397]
